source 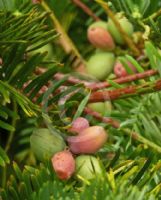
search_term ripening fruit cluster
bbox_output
[84,13,138,115]
[30,117,107,181]
[29,13,138,183]
[86,12,137,80]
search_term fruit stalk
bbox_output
[95,0,140,56]
[89,79,161,102]
[71,0,100,21]
[84,107,119,128]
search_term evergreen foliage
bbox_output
[0,0,161,199]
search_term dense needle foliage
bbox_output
[0,0,161,199]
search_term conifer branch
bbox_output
[35,67,160,102]
[84,107,120,128]
[54,69,158,91]
[89,79,161,102]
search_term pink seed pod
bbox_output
[87,27,115,51]
[114,61,137,78]
[51,150,75,180]
[68,117,89,134]
[67,126,108,154]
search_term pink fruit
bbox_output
[68,117,89,134]
[67,126,108,154]
[114,61,137,77]
[51,150,75,180]
[87,27,115,51]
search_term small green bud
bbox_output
[86,52,115,80]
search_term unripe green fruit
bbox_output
[75,155,102,180]
[88,101,112,115]
[107,13,134,44]
[89,21,108,30]
[95,49,105,54]
[30,128,66,161]
[28,43,54,60]
[86,52,115,80]
[157,48,161,56]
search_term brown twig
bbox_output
[53,69,158,90]
[71,0,100,21]
[95,0,140,56]
[35,67,161,102]
[86,69,158,90]
[90,79,161,102]
[84,107,120,128]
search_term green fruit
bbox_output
[158,48,161,56]
[89,21,108,30]
[75,155,102,180]
[95,49,105,54]
[30,128,66,161]
[88,101,112,115]
[28,43,54,60]
[86,52,115,80]
[107,13,134,44]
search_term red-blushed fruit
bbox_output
[114,61,137,77]
[89,21,108,30]
[51,150,75,180]
[67,126,108,154]
[68,117,89,134]
[87,27,115,50]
